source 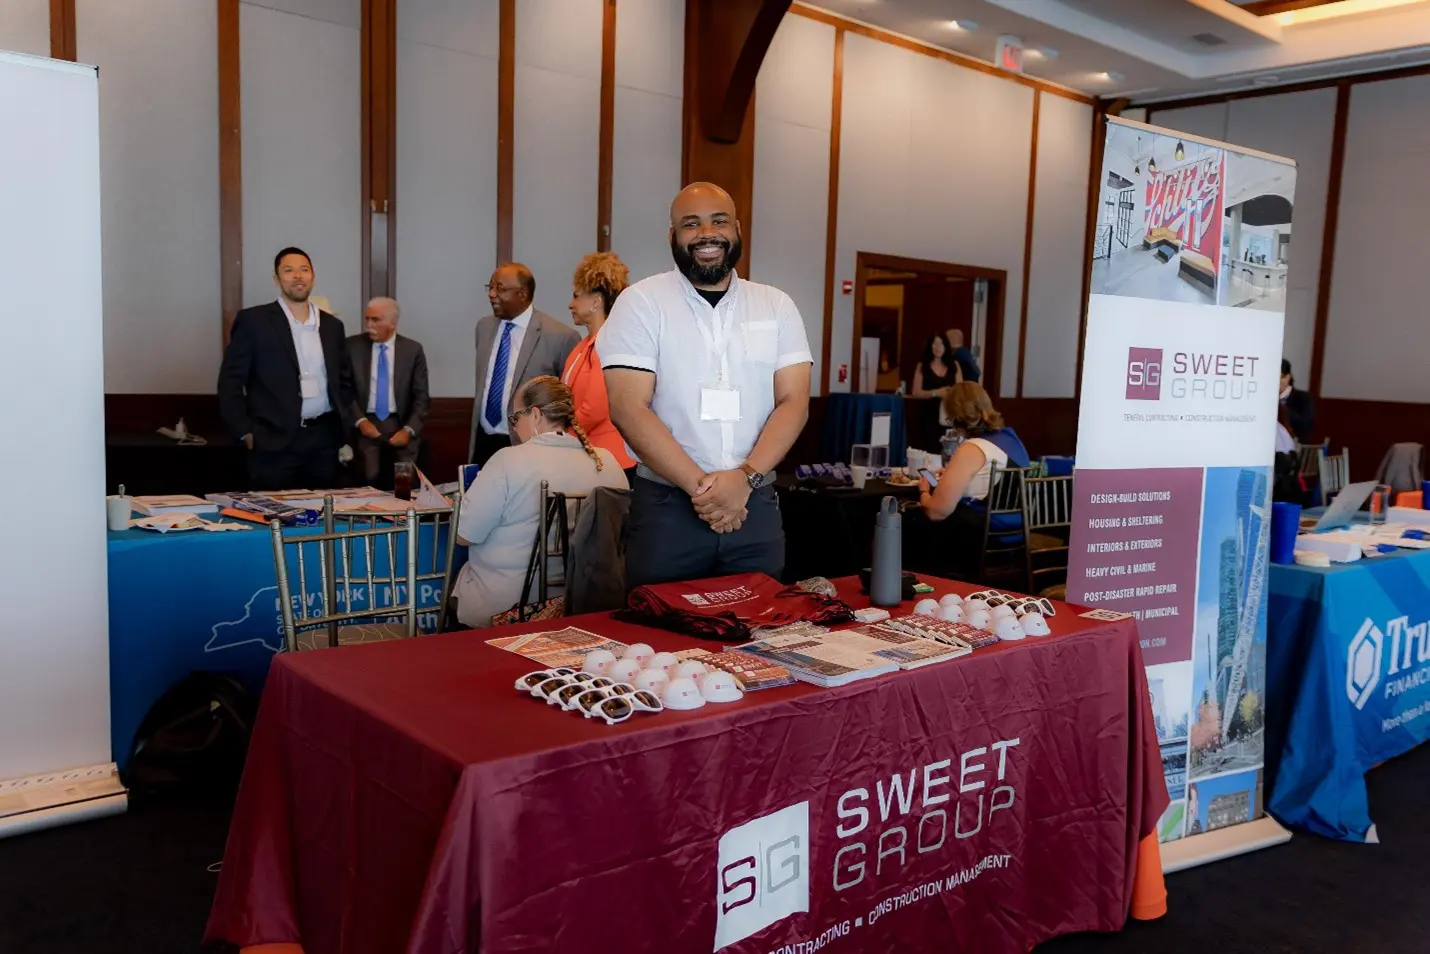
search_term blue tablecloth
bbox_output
[820,393,907,466]
[107,518,450,772]
[1267,547,1430,841]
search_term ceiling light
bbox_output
[1175,141,1186,161]
[1148,156,1158,175]
[947,19,978,31]
[1037,46,1059,60]
[1098,70,1125,83]
[1278,0,1428,26]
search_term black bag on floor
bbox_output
[125,673,257,797]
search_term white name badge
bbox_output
[300,373,321,400]
[700,385,741,422]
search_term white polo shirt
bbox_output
[599,269,812,473]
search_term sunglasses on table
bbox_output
[574,684,665,725]
[514,668,575,692]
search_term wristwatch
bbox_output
[740,462,765,490]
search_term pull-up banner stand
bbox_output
[0,50,125,838]
[1069,117,1293,870]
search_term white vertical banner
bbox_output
[0,51,124,837]
[1069,118,1295,867]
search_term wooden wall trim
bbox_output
[362,0,397,302]
[597,0,617,252]
[1309,80,1351,398]
[496,0,516,265]
[1074,104,1107,399]
[1015,89,1040,399]
[788,2,1094,107]
[819,28,844,396]
[218,0,242,346]
[49,0,76,61]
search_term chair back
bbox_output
[269,496,419,653]
[1022,474,1074,597]
[332,495,462,633]
[977,464,1028,587]
[1295,440,1326,482]
[515,481,589,614]
[1320,448,1350,502]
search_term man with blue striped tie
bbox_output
[348,296,429,486]
[468,263,581,466]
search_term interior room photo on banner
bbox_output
[1092,123,1295,311]
[1071,118,1296,847]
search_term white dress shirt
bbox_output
[278,298,330,420]
[598,269,813,473]
[364,337,399,418]
[479,304,533,436]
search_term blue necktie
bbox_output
[484,321,515,429]
[375,344,391,421]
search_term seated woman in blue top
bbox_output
[909,382,1029,577]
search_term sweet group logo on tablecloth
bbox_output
[715,802,810,951]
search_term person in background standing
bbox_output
[564,251,636,477]
[347,297,429,487]
[467,263,581,467]
[911,333,957,398]
[218,247,357,490]
[946,328,981,384]
[1280,358,1315,443]
[603,182,812,587]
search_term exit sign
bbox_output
[995,35,1024,73]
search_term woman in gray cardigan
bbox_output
[453,375,629,626]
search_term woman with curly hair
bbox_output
[564,251,636,474]
[453,375,628,626]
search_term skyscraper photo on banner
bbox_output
[1070,118,1296,851]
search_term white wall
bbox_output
[395,0,499,397]
[1322,74,1430,402]
[1155,89,1336,393]
[79,0,221,394]
[1022,93,1092,399]
[240,0,362,327]
[0,0,48,56]
[751,14,834,394]
[611,0,683,287]
[513,0,601,324]
[830,32,1033,397]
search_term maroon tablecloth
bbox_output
[207,577,1167,954]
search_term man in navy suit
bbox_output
[218,247,358,489]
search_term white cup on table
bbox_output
[851,465,870,489]
[106,495,131,531]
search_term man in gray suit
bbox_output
[348,296,430,486]
[468,262,581,465]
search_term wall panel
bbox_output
[752,14,834,393]
[395,0,499,397]
[79,0,220,393]
[0,0,49,56]
[1323,74,1430,401]
[1022,94,1092,399]
[833,33,1033,397]
[610,0,682,286]
[240,1,362,326]
[513,0,601,322]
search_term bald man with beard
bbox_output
[601,182,813,586]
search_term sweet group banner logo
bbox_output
[1071,118,1296,845]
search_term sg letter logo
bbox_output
[714,802,810,952]
[1126,347,1163,401]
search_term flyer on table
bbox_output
[1069,117,1296,843]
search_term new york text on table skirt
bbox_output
[207,577,1168,954]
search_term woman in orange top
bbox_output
[563,251,636,475]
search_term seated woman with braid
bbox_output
[453,375,629,627]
